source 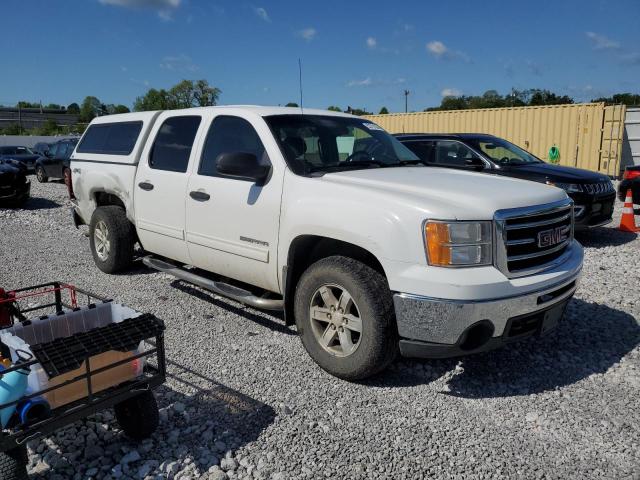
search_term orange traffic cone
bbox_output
[619,189,640,233]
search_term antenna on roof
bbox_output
[298,58,304,114]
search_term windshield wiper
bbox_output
[308,159,388,173]
[396,159,427,166]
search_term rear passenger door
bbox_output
[134,114,203,265]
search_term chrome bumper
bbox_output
[393,272,580,346]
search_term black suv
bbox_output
[0,159,30,206]
[396,133,616,229]
[35,138,78,182]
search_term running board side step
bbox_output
[142,256,284,311]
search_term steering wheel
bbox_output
[344,150,372,163]
[499,156,511,163]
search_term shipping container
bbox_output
[363,102,626,176]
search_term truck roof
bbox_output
[394,133,498,141]
[88,105,356,125]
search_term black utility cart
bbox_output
[0,282,166,479]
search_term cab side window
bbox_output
[48,143,59,158]
[434,141,480,167]
[198,116,269,177]
[404,141,435,163]
[149,116,201,173]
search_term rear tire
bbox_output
[89,206,135,273]
[294,255,398,381]
[0,445,28,480]
[35,166,48,183]
[115,391,159,441]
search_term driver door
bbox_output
[185,114,284,293]
[432,140,486,171]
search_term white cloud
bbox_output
[297,28,317,41]
[366,37,377,49]
[347,77,373,87]
[441,88,462,97]
[254,7,270,22]
[346,77,405,87]
[426,40,470,62]
[99,0,181,20]
[426,40,447,57]
[586,31,620,50]
[619,52,640,65]
[159,54,199,72]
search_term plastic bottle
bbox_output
[0,351,31,428]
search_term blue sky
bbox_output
[2,0,639,112]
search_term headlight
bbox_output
[547,181,583,193]
[424,221,493,267]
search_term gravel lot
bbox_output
[0,180,638,480]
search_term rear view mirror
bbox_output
[216,152,271,184]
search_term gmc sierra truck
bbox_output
[70,106,583,380]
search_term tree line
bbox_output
[3,81,638,136]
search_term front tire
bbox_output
[35,166,48,183]
[294,256,398,381]
[89,206,135,273]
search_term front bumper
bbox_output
[0,180,30,205]
[572,192,615,229]
[394,269,580,359]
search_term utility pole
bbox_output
[404,90,410,113]
[17,103,22,135]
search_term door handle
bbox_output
[189,190,210,201]
[138,182,154,191]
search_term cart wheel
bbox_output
[0,445,28,480]
[114,390,159,441]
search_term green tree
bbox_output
[134,80,221,112]
[79,96,102,122]
[133,89,173,112]
[426,88,575,111]
[169,79,221,109]
[193,79,221,107]
[327,106,342,112]
[378,106,389,114]
[0,123,22,135]
[592,92,640,106]
[44,103,63,110]
[105,104,131,115]
[67,103,80,114]
[16,101,39,109]
[346,106,372,115]
[285,102,299,107]
[38,119,59,135]
[529,89,573,106]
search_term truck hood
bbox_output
[501,162,609,183]
[322,166,567,219]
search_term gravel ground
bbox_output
[0,180,638,480]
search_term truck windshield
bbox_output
[265,115,420,175]
[467,137,542,165]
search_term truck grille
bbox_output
[495,200,574,278]
[583,181,614,195]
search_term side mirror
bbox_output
[465,158,485,170]
[216,152,271,184]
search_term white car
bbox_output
[70,106,582,380]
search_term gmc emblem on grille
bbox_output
[537,226,568,248]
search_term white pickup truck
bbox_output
[70,106,583,380]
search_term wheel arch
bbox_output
[283,235,387,325]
